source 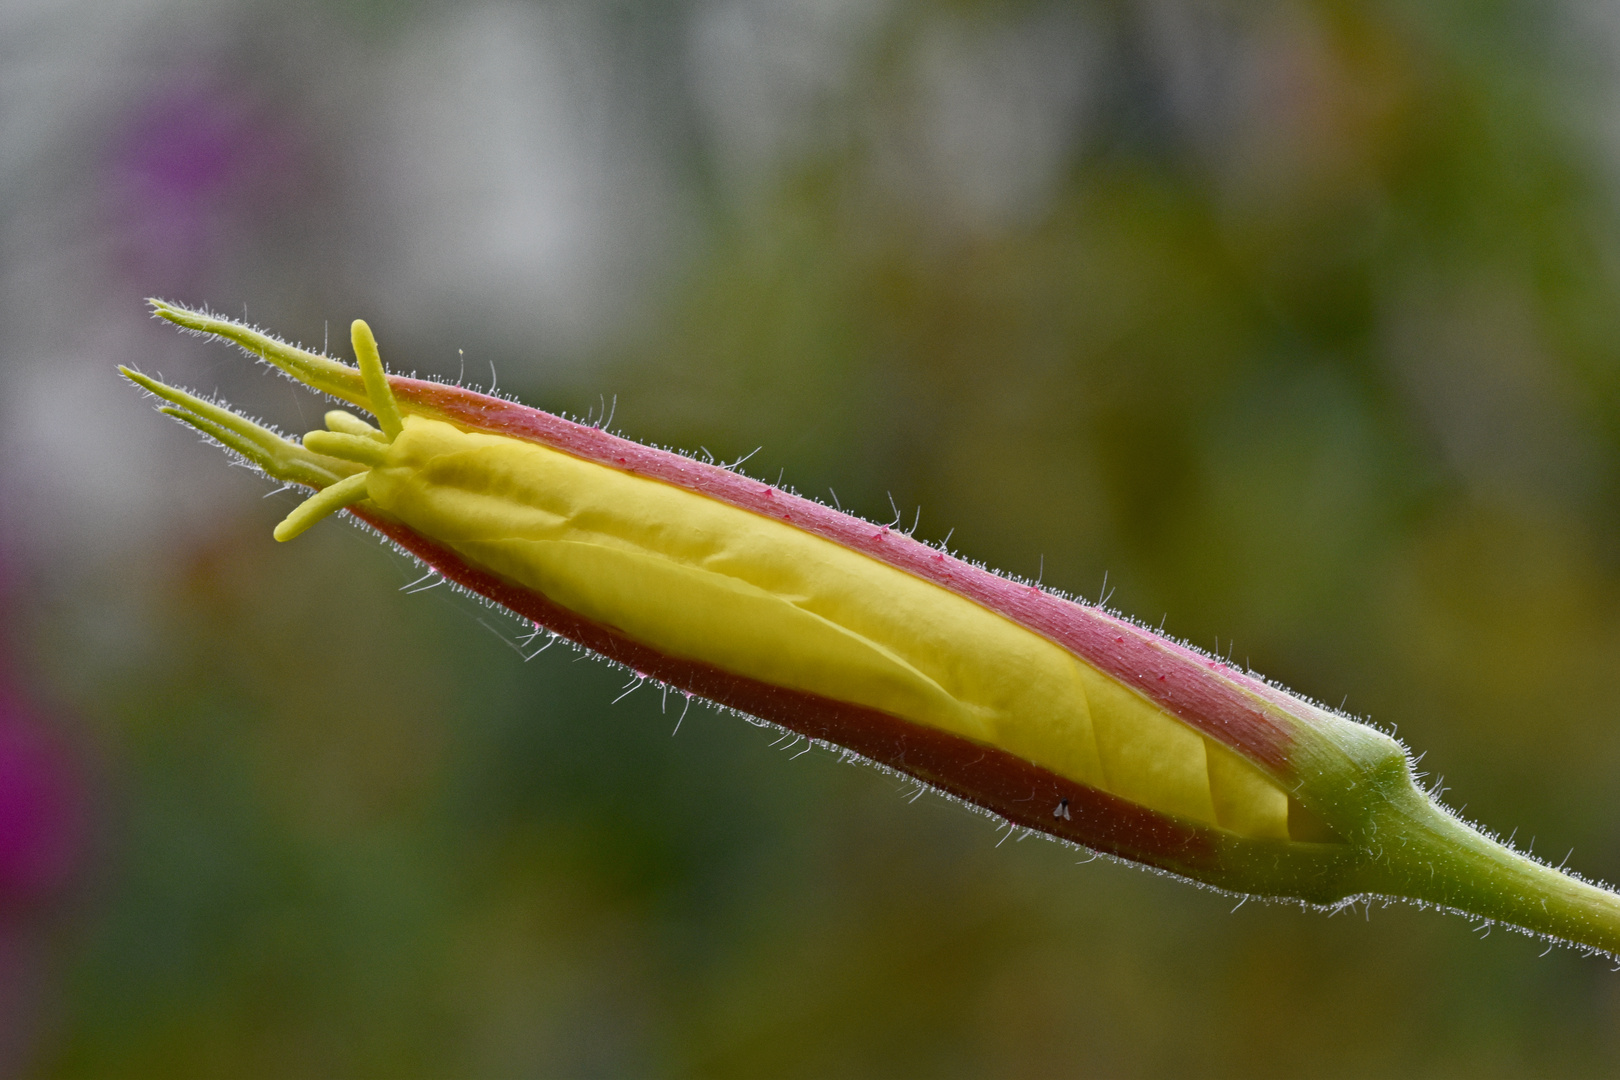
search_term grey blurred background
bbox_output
[6,0,1620,1075]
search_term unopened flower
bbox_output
[125,300,1620,956]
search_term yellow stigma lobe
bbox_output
[352,320,403,439]
[324,410,386,441]
[303,430,389,467]
[272,472,372,542]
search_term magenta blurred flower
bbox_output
[107,79,303,282]
[0,695,84,911]
[0,538,89,1076]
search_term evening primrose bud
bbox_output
[126,299,1620,957]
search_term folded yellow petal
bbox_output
[367,414,1295,838]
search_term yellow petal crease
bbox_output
[367,416,1292,840]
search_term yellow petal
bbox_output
[368,415,1294,837]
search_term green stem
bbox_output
[1353,786,1620,952]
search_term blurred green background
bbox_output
[7,0,1620,1075]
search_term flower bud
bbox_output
[126,299,1620,956]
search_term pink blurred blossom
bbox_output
[106,78,304,283]
[0,696,84,912]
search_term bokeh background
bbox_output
[5,0,1620,1075]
